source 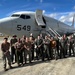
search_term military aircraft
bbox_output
[0,9,75,37]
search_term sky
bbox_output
[0,0,75,26]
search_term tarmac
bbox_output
[0,37,75,75]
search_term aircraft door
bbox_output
[35,10,46,27]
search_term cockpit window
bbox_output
[26,15,30,19]
[11,14,20,17]
[20,14,25,19]
[20,14,31,19]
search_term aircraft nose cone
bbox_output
[0,17,18,36]
[0,19,7,28]
[0,17,10,23]
[0,17,12,33]
[0,17,12,26]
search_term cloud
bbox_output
[59,12,75,23]
[49,13,58,19]
[46,12,75,25]
[59,16,66,22]
[43,10,45,13]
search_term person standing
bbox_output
[10,35,17,64]
[63,34,68,56]
[50,37,57,60]
[36,35,44,61]
[48,36,52,60]
[24,37,32,63]
[69,36,75,56]
[55,36,60,58]
[60,35,68,58]
[1,37,12,71]
[21,35,26,64]
[15,38,23,66]
[29,36,35,60]
[43,36,50,60]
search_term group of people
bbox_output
[1,33,75,71]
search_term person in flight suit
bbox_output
[15,38,24,66]
[60,36,64,58]
[63,34,68,56]
[47,36,52,59]
[10,35,17,64]
[43,36,50,60]
[55,36,60,58]
[1,37,12,71]
[50,37,57,60]
[24,37,32,63]
[60,35,68,58]
[36,35,44,61]
[21,35,26,64]
[29,36,35,60]
[69,36,75,56]
[30,33,35,60]
[73,34,75,56]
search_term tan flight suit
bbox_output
[1,42,11,69]
[15,42,23,66]
[21,38,26,63]
[24,41,32,63]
